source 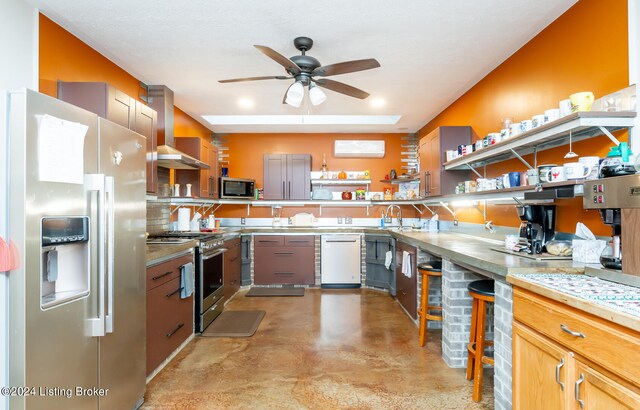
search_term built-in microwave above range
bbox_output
[219,177,255,199]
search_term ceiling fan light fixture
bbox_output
[309,84,327,106]
[285,81,304,107]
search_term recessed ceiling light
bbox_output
[370,98,385,108]
[202,115,402,126]
[238,98,254,108]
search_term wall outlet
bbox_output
[453,219,459,226]
[240,218,246,225]
[345,216,352,224]
[384,216,392,224]
[337,216,343,224]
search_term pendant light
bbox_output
[285,81,304,107]
[309,83,327,106]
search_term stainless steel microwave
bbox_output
[219,177,255,199]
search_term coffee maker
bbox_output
[516,205,556,254]
[584,175,640,274]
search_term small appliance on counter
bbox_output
[584,174,640,274]
[515,205,556,254]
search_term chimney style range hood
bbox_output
[147,85,209,170]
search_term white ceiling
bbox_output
[31,0,577,134]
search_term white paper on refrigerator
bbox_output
[38,114,88,184]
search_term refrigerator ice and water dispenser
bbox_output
[40,216,90,309]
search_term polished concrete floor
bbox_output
[143,288,494,409]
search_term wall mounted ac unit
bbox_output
[334,140,385,158]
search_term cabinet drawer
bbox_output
[146,277,193,375]
[146,254,193,291]
[224,237,241,249]
[285,235,315,247]
[254,235,284,247]
[513,288,640,385]
[254,247,314,285]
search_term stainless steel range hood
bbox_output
[156,145,210,170]
[147,85,209,170]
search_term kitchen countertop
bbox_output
[146,240,198,265]
[221,227,583,279]
[508,273,640,332]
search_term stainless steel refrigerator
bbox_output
[3,89,146,409]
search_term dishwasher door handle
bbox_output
[325,239,357,243]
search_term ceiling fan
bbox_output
[218,36,380,107]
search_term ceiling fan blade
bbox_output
[254,45,301,75]
[313,79,369,99]
[312,58,380,77]
[218,75,291,83]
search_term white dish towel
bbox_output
[384,251,393,269]
[401,251,412,278]
[180,262,194,299]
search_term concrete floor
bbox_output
[143,288,494,409]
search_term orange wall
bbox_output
[217,133,405,218]
[418,0,629,236]
[39,14,211,141]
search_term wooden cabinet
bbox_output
[263,154,311,200]
[223,237,242,300]
[418,126,471,196]
[513,288,640,409]
[364,234,396,295]
[174,137,219,198]
[254,235,315,285]
[135,102,158,194]
[57,81,159,194]
[146,253,194,376]
[395,240,417,319]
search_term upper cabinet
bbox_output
[263,154,311,200]
[174,137,218,198]
[57,81,158,194]
[419,126,471,196]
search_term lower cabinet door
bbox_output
[146,277,193,375]
[574,361,640,410]
[513,322,571,409]
[254,247,314,285]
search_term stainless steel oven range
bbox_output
[148,232,226,332]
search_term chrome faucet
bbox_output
[385,205,402,228]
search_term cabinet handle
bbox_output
[152,271,173,281]
[555,357,565,391]
[374,240,378,259]
[230,256,239,262]
[259,240,279,243]
[274,252,294,255]
[209,176,214,197]
[574,373,584,409]
[275,272,294,275]
[282,181,285,198]
[166,287,183,298]
[288,240,310,243]
[165,323,184,338]
[288,181,291,198]
[560,324,585,338]
[424,171,431,195]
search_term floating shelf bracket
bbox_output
[411,204,424,215]
[466,163,483,178]
[598,126,622,146]
[509,149,534,169]
[169,204,182,216]
[423,205,437,215]
[438,202,456,218]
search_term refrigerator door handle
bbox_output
[85,174,106,337]
[105,176,115,333]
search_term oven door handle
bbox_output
[202,248,228,260]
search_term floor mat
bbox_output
[200,310,265,337]
[245,287,305,297]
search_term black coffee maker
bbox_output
[516,205,556,254]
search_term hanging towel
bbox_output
[384,250,393,269]
[180,262,194,299]
[402,251,412,278]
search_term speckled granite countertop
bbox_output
[508,273,640,332]
[146,240,197,266]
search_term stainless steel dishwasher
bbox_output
[321,234,361,287]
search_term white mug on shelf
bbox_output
[559,99,572,117]
[563,162,591,179]
[545,108,561,122]
[578,156,600,180]
[544,166,567,182]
